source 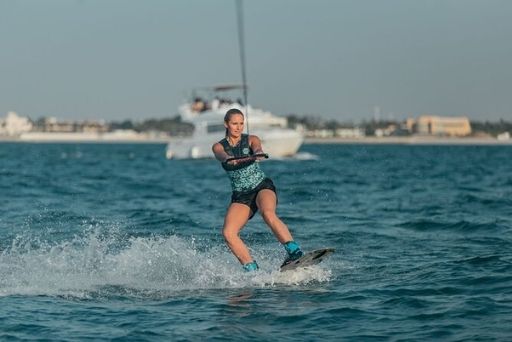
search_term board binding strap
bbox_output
[280,248,335,272]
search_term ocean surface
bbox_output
[1,143,512,341]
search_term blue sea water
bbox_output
[1,143,512,341]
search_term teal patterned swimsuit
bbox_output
[220,134,266,193]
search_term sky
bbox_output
[1,0,511,122]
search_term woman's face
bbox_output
[225,113,244,137]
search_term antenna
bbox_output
[235,0,249,134]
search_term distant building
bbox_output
[36,117,109,133]
[335,127,366,138]
[81,120,109,133]
[306,129,334,138]
[0,111,33,136]
[407,115,471,136]
[375,124,399,137]
[39,117,75,132]
[497,132,510,141]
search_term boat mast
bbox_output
[235,0,249,134]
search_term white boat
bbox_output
[165,87,303,159]
[166,4,303,159]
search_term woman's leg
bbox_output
[256,189,304,265]
[256,189,293,243]
[223,203,253,264]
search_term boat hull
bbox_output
[166,128,303,159]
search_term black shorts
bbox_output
[231,178,277,219]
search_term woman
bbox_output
[212,108,303,271]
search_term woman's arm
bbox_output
[212,142,231,162]
[213,138,268,165]
[249,135,268,160]
[249,135,264,155]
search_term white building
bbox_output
[335,127,366,138]
[0,112,33,136]
[406,115,472,136]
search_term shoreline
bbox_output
[1,135,511,146]
[0,138,168,144]
[304,136,512,145]
[0,136,168,144]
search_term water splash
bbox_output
[292,152,320,161]
[269,152,319,161]
[0,228,333,298]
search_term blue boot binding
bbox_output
[281,241,304,267]
[243,261,259,272]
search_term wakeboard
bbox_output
[280,248,335,272]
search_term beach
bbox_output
[305,135,512,145]
[2,134,512,146]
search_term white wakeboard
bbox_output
[280,248,335,272]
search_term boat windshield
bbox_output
[207,124,226,134]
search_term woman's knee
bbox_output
[261,209,277,224]
[222,226,239,241]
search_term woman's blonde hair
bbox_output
[224,108,244,136]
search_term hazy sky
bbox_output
[1,0,511,122]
